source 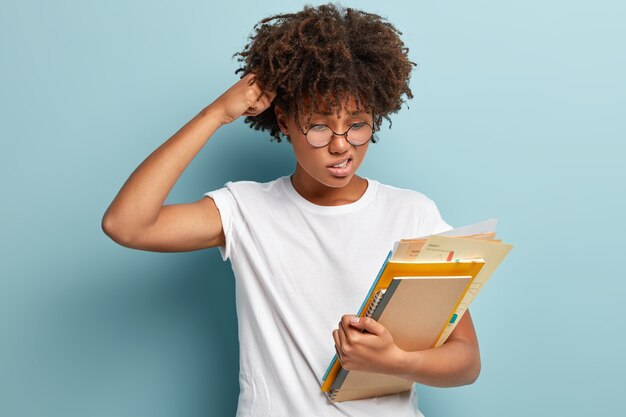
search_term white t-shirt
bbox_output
[204,175,452,417]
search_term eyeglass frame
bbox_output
[287,108,376,148]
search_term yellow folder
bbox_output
[320,259,485,398]
[328,274,476,402]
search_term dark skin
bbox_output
[274,83,482,388]
[333,310,481,387]
[103,71,481,387]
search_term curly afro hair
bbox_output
[233,2,417,143]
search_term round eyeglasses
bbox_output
[289,110,375,148]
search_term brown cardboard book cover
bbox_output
[328,275,473,402]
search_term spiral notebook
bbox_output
[320,221,513,402]
[326,274,476,402]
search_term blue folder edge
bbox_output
[321,250,393,382]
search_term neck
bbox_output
[290,165,368,206]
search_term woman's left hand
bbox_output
[332,315,405,375]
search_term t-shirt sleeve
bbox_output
[203,185,238,261]
[423,199,453,235]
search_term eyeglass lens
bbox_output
[306,123,373,147]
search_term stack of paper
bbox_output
[321,219,513,402]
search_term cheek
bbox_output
[290,140,306,158]
[291,140,317,165]
[353,146,370,162]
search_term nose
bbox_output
[328,131,351,154]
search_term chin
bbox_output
[320,173,356,188]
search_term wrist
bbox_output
[392,348,423,382]
[200,103,230,127]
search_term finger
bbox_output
[348,316,385,336]
[240,88,261,113]
[258,94,271,109]
[245,108,265,117]
[252,97,268,113]
[257,90,276,107]
[237,73,255,88]
[338,320,355,345]
[245,82,262,101]
[341,315,362,339]
[241,107,256,117]
[332,329,341,360]
[248,96,273,116]
[335,345,342,363]
[337,321,349,349]
[265,90,277,102]
[246,72,256,85]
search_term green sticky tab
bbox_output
[449,314,458,324]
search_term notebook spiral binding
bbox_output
[328,288,388,401]
[328,390,338,401]
[365,288,387,318]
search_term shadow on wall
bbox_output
[1,126,296,417]
[188,123,296,191]
[3,247,240,417]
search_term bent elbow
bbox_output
[101,214,133,247]
[469,363,481,385]
[464,356,481,386]
[101,214,114,237]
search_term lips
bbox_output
[326,157,353,177]
[327,156,352,167]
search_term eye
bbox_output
[309,124,330,132]
[349,122,368,130]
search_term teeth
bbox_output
[333,160,349,168]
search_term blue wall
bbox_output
[1,1,624,416]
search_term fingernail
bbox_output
[350,317,360,324]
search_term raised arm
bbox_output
[101,73,276,252]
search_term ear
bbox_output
[274,106,290,135]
